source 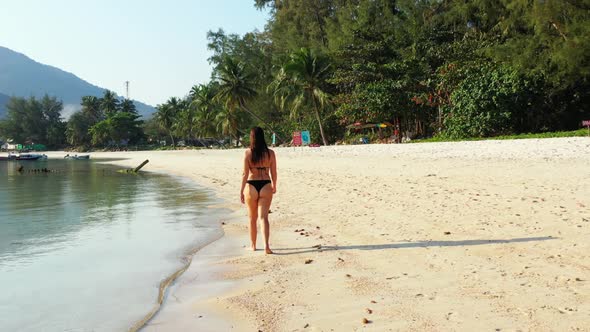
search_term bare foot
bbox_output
[265,247,273,254]
[251,244,257,251]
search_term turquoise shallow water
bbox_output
[0,159,223,331]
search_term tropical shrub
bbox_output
[442,64,539,139]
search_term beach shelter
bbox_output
[346,122,393,129]
[346,122,395,143]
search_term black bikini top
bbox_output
[249,149,270,175]
[251,165,268,171]
[250,165,269,176]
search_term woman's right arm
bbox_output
[240,151,249,203]
[270,150,277,193]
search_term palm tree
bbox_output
[215,107,236,144]
[191,84,219,138]
[175,103,197,143]
[214,56,282,142]
[155,97,181,146]
[188,84,202,101]
[101,90,120,116]
[268,67,302,121]
[81,96,103,121]
[120,98,137,113]
[190,84,217,113]
[66,111,93,146]
[273,48,332,146]
[215,106,250,146]
[195,106,218,138]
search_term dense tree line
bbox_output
[0,91,143,149]
[70,91,144,147]
[157,0,590,144]
[0,95,66,147]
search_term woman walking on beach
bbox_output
[240,127,277,254]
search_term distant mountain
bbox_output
[0,92,9,118]
[0,46,156,118]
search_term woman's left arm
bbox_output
[270,150,277,193]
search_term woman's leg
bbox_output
[244,185,259,251]
[257,184,274,254]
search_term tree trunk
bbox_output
[238,99,283,144]
[169,132,175,147]
[312,98,328,146]
[438,105,442,133]
[231,117,239,147]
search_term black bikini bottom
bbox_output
[247,180,271,193]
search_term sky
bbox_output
[0,0,269,106]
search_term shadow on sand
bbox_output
[272,236,556,256]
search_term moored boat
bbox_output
[15,154,42,161]
[1,152,47,161]
[0,152,18,161]
[64,154,90,160]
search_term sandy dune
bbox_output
[51,137,590,331]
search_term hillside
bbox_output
[0,46,156,117]
[0,92,9,118]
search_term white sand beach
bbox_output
[51,137,590,331]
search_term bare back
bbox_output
[245,149,276,181]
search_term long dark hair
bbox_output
[250,127,269,164]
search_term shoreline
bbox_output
[38,153,243,331]
[47,137,590,331]
[88,157,247,331]
[79,153,254,331]
[128,231,225,332]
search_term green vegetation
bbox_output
[0,91,143,150]
[413,129,589,143]
[70,90,143,148]
[2,1,590,149]
[0,95,66,148]
[156,0,589,145]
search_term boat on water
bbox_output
[1,152,17,161]
[1,153,46,161]
[16,153,47,161]
[64,154,90,160]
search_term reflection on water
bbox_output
[1,161,137,259]
[0,159,222,331]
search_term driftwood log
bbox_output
[119,160,149,174]
[14,160,150,175]
[17,166,54,173]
